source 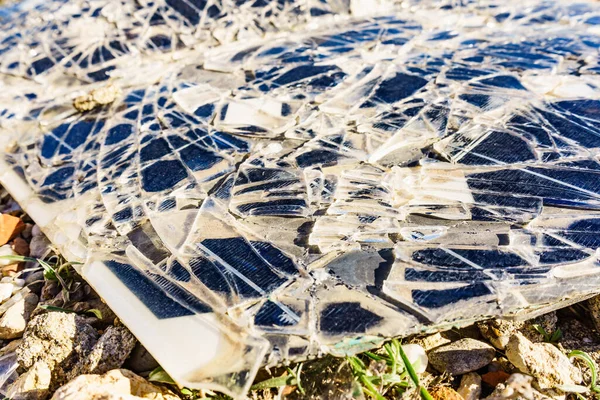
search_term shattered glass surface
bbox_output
[2,0,600,395]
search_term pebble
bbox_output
[458,372,482,400]
[0,293,39,339]
[0,245,18,267]
[21,224,33,239]
[0,214,24,246]
[429,386,463,400]
[410,332,451,352]
[73,84,121,112]
[11,237,29,257]
[402,344,428,374]
[478,319,524,350]
[24,272,44,286]
[31,225,42,238]
[71,298,117,328]
[28,236,51,260]
[485,373,552,400]
[0,282,17,303]
[505,332,582,389]
[482,371,511,388]
[6,361,52,400]
[428,338,496,376]
[50,369,180,400]
[124,343,159,373]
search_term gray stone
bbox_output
[24,272,44,286]
[71,298,118,328]
[16,312,99,390]
[428,338,496,375]
[125,343,159,374]
[27,236,51,260]
[505,333,582,389]
[0,293,38,339]
[6,361,52,400]
[50,369,181,400]
[68,326,136,379]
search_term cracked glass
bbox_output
[2,0,600,396]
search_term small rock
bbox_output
[16,312,99,389]
[2,262,23,277]
[429,386,463,400]
[6,361,52,400]
[402,344,428,374]
[482,371,511,388]
[39,281,61,303]
[0,293,39,339]
[0,282,16,302]
[24,272,44,286]
[21,224,33,239]
[73,84,121,112]
[125,343,159,374]
[50,369,180,400]
[458,373,482,400]
[488,357,516,374]
[478,319,525,350]
[428,338,496,375]
[28,236,51,260]
[505,333,582,389]
[0,215,24,246]
[12,237,29,257]
[0,244,18,266]
[71,298,117,328]
[410,332,451,352]
[31,225,42,238]
[68,326,136,379]
[485,373,551,400]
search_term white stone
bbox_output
[0,283,15,303]
[402,344,428,374]
[0,245,18,267]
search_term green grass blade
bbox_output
[0,255,37,263]
[398,343,433,400]
[85,309,103,319]
[39,304,76,313]
[295,363,305,395]
[250,374,295,390]
[148,366,176,385]
[359,375,385,400]
[364,351,385,362]
[569,350,599,392]
[37,259,58,281]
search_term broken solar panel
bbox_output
[2,0,600,395]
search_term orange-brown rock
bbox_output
[0,215,24,246]
[482,370,511,387]
[1,263,23,277]
[429,386,464,400]
[12,237,30,256]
